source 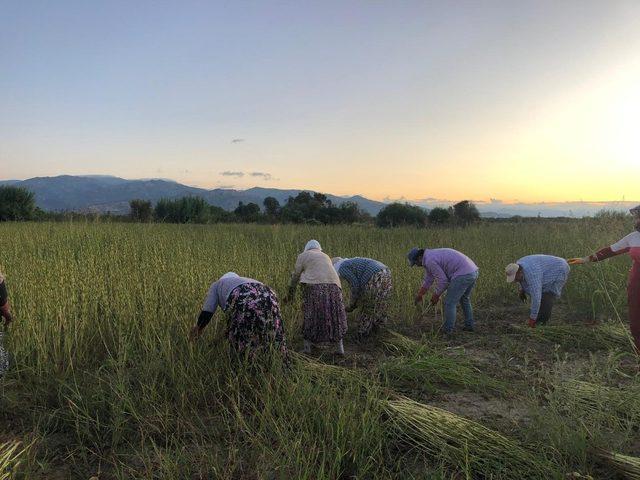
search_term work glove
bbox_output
[528,318,536,329]
[568,257,591,265]
[430,293,441,306]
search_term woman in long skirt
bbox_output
[332,257,392,338]
[285,240,347,355]
[189,272,288,359]
[569,205,640,353]
[0,272,12,376]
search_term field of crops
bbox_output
[1,219,639,479]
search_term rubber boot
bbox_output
[336,339,345,355]
[303,340,312,354]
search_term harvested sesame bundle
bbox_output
[595,449,640,479]
[383,397,553,479]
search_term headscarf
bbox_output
[219,272,239,281]
[304,239,322,251]
[331,257,346,273]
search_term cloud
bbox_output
[220,171,245,177]
[249,171,273,181]
[231,138,245,143]
[489,198,503,204]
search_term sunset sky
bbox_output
[1,1,639,203]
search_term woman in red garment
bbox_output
[569,205,640,352]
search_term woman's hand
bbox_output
[189,325,202,342]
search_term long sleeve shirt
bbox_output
[421,248,478,295]
[592,230,640,280]
[337,257,389,304]
[517,255,570,320]
[197,275,261,328]
[289,249,341,293]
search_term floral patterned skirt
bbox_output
[301,283,347,343]
[226,283,288,358]
[358,269,393,337]
[0,331,9,378]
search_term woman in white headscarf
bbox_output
[189,272,288,358]
[285,240,347,355]
[569,205,640,353]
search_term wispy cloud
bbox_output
[220,171,245,177]
[249,171,273,181]
[231,138,245,143]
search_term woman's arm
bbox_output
[589,246,630,262]
[569,244,630,265]
[190,282,219,340]
[286,255,304,299]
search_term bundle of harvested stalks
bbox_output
[0,441,26,480]
[383,331,428,356]
[515,323,631,351]
[594,449,640,479]
[555,380,640,426]
[383,397,552,479]
[381,331,504,394]
[290,351,370,386]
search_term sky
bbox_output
[1,1,639,203]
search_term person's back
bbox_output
[295,249,341,286]
[423,248,478,280]
[340,257,388,286]
[517,255,569,293]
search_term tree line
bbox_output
[130,191,372,225]
[1,184,480,227]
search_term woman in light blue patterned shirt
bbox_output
[332,257,392,338]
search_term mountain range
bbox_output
[1,175,636,218]
[0,175,386,215]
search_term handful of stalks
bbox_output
[0,441,26,480]
[383,397,553,479]
[594,449,640,479]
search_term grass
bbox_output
[0,218,637,478]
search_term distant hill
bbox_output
[2,175,387,215]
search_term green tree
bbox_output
[452,200,480,226]
[428,207,451,225]
[375,202,428,228]
[263,196,281,217]
[154,197,211,223]
[129,199,153,222]
[234,202,262,222]
[0,186,36,221]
